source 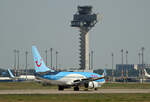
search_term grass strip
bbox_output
[0,93,150,102]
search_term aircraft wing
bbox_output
[73,76,105,86]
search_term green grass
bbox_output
[0,93,150,102]
[0,82,150,90]
[0,82,57,90]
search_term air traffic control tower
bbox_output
[71,6,101,70]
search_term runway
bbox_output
[0,89,150,94]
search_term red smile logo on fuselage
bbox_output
[35,59,42,67]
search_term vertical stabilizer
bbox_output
[103,68,107,77]
[8,69,15,78]
[32,46,54,72]
[144,69,150,77]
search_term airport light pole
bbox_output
[45,49,48,66]
[126,50,128,80]
[141,47,145,83]
[56,51,58,70]
[14,49,17,77]
[50,48,53,69]
[138,52,141,80]
[16,50,20,76]
[111,52,114,82]
[121,49,124,79]
[25,51,28,80]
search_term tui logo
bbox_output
[35,58,42,67]
[91,75,98,78]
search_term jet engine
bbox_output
[84,81,101,88]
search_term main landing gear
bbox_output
[58,86,64,91]
[58,86,80,91]
[94,88,98,91]
[74,86,79,91]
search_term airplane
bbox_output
[0,77,12,82]
[8,69,35,81]
[32,46,106,91]
[144,69,150,78]
[0,70,12,82]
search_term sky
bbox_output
[0,0,150,70]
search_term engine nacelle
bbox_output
[85,81,101,88]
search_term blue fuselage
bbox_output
[36,71,105,84]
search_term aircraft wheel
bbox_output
[74,86,79,91]
[58,86,64,91]
[84,88,88,91]
[94,88,98,91]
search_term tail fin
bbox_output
[32,46,54,73]
[103,68,107,76]
[144,69,150,77]
[8,69,15,78]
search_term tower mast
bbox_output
[71,6,102,70]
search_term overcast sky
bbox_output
[0,0,150,70]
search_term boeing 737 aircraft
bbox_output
[32,46,106,91]
[8,69,35,81]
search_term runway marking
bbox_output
[0,89,150,94]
